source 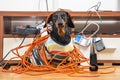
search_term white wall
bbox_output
[0,0,120,11]
[0,0,53,11]
[53,0,120,11]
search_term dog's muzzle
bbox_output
[58,23,63,27]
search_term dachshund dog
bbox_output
[45,11,75,45]
[45,11,75,66]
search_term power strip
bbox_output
[15,26,40,34]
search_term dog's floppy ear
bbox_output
[67,13,75,28]
[44,14,53,28]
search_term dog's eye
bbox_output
[53,15,58,20]
[61,14,65,19]
[61,14,67,21]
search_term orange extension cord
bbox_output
[2,10,116,77]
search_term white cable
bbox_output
[79,2,102,35]
[94,10,102,22]
[81,22,100,38]
[95,10,101,19]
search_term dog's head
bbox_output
[52,12,67,36]
[46,11,74,36]
[46,11,74,45]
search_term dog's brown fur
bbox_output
[55,18,66,36]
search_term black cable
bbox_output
[95,2,101,11]
[18,33,27,47]
[0,29,27,65]
[88,2,101,11]
[0,51,10,66]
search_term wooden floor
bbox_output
[0,66,120,80]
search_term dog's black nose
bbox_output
[58,23,63,26]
